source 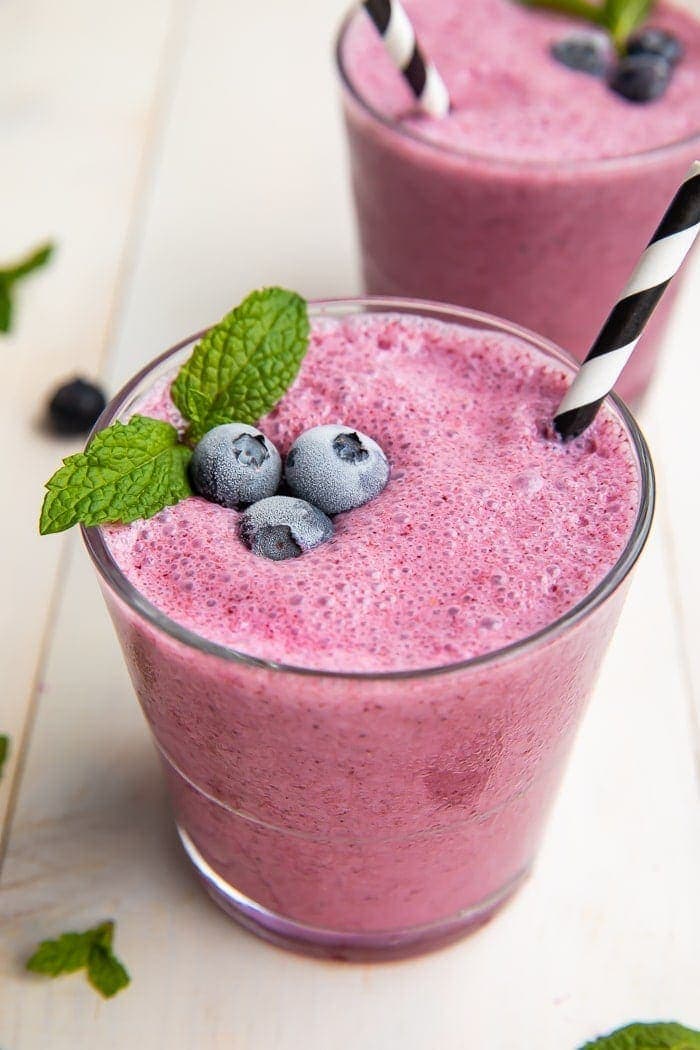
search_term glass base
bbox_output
[177,825,530,961]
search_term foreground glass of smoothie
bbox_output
[83,298,654,959]
[337,0,700,404]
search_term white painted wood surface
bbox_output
[1,1,699,1047]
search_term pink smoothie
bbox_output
[91,305,651,955]
[339,0,700,403]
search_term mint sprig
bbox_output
[0,242,54,333]
[172,287,309,443]
[39,415,192,535]
[0,734,9,779]
[27,921,130,999]
[520,0,653,49]
[39,287,310,534]
[580,1022,700,1050]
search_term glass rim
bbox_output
[82,295,655,682]
[335,4,700,172]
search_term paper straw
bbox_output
[363,0,450,117]
[553,160,700,440]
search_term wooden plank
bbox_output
[0,0,175,837]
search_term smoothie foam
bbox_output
[104,312,638,673]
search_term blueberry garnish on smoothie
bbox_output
[285,424,390,515]
[529,0,683,100]
[190,422,282,509]
[39,288,390,564]
[239,496,333,561]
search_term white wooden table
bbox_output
[1,1,699,1046]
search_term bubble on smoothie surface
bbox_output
[103,312,639,672]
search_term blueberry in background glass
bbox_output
[190,422,281,509]
[550,33,611,77]
[627,26,683,65]
[285,424,389,515]
[610,53,672,102]
[239,496,333,561]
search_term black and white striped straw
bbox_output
[363,0,450,117]
[554,161,700,440]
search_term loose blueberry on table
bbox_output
[47,377,107,436]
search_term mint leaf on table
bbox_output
[171,287,310,443]
[39,414,192,535]
[27,931,97,976]
[27,921,130,999]
[0,735,9,779]
[0,242,54,334]
[580,1022,700,1049]
[87,943,130,998]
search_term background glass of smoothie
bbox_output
[336,0,700,404]
[82,298,654,959]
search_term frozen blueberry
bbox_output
[239,496,333,561]
[627,27,683,67]
[551,33,611,77]
[47,377,107,435]
[190,423,281,509]
[284,424,390,516]
[610,53,671,101]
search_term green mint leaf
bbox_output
[0,242,54,334]
[580,1022,700,1050]
[39,415,192,535]
[27,930,96,976]
[27,921,129,999]
[518,0,654,46]
[0,735,8,779]
[0,242,54,284]
[87,944,130,999]
[603,0,653,47]
[518,0,607,28]
[171,287,310,443]
[0,284,13,334]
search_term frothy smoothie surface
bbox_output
[103,314,638,672]
[342,0,700,162]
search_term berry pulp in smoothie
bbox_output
[93,305,649,956]
[339,0,700,404]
